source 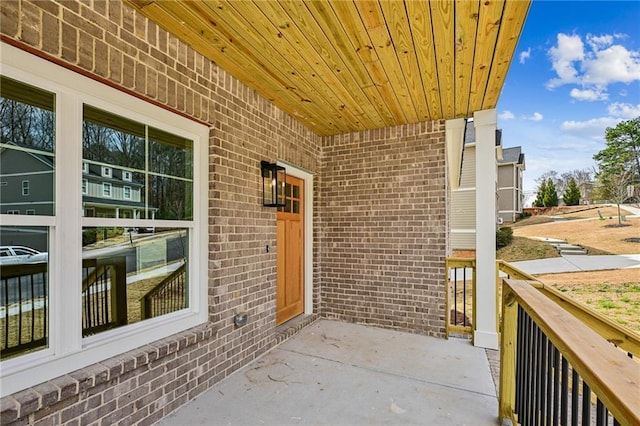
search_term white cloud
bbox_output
[546,34,584,88]
[586,34,614,51]
[581,45,640,86]
[561,116,623,139]
[546,32,640,99]
[519,48,531,64]
[607,102,640,118]
[499,110,515,120]
[569,88,608,101]
[523,112,544,121]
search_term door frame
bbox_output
[277,161,313,316]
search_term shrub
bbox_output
[496,227,513,249]
[517,211,532,221]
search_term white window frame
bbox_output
[82,178,88,194]
[122,170,132,182]
[21,180,29,196]
[6,209,20,214]
[101,166,112,178]
[0,42,209,397]
[26,209,36,215]
[102,182,112,197]
[123,185,132,199]
[82,162,89,174]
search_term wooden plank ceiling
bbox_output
[126,0,530,136]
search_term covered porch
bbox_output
[3,1,637,425]
[159,319,499,425]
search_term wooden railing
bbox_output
[446,257,640,424]
[81,256,127,336]
[445,258,475,339]
[140,261,187,320]
[500,279,639,425]
[497,261,640,359]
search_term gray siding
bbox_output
[458,145,476,189]
[451,190,476,228]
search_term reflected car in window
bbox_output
[0,246,48,264]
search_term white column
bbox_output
[473,109,499,349]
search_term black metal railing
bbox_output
[140,261,187,320]
[1,262,48,358]
[516,305,623,425]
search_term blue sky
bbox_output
[497,0,640,204]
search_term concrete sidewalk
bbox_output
[511,254,640,275]
[622,204,640,217]
[159,320,498,425]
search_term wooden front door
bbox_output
[276,175,304,325]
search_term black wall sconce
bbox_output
[261,161,286,207]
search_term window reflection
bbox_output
[81,227,188,335]
[0,226,49,359]
[0,76,55,216]
[82,106,193,220]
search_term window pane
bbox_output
[0,226,49,360]
[81,227,188,336]
[148,175,193,220]
[82,106,193,221]
[83,106,145,170]
[1,77,55,216]
[149,128,193,180]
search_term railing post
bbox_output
[499,281,517,423]
[107,257,127,327]
[445,258,450,339]
[471,259,477,345]
[495,260,501,341]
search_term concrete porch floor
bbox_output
[159,320,499,425]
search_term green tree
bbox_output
[543,178,559,207]
[593,117,640,183]
[562,178,581,206]
[533,179,547,207]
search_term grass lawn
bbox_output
[497,236,560,262]
[536,269,640,332]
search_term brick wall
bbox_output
[320,123,448,337]
[1,1,321,424]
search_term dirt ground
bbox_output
[513,216,639,254]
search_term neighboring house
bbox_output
[82,162,153,219]
[497,147,526,223]
[0,1,530,424]
[451,121,526,249]
[0,144,54,216]
[450,120,504,250]
[0,147,150,219]
[579,181,595,205]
